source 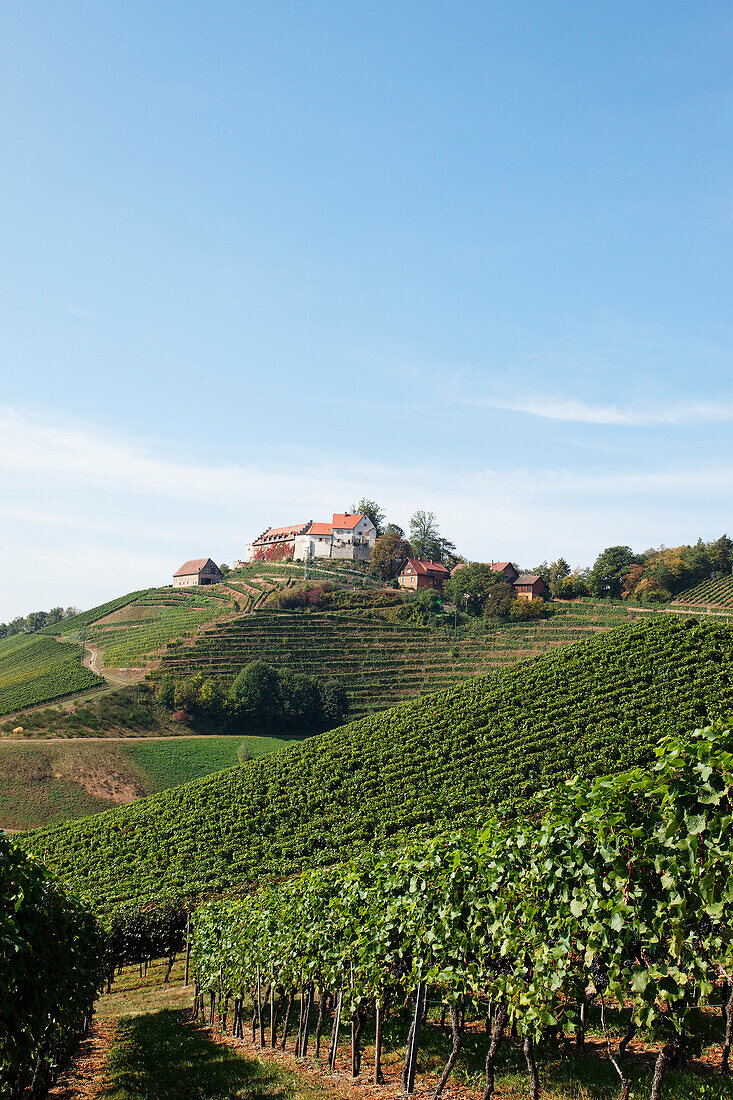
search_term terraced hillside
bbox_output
[0,634,102,717]
[673,575,733,610]
[156,599,663,717]
[25,617,733,916]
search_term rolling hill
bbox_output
[24,617,733,917]
[0,734,288,831]
[155,598,665,718]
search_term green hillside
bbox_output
[41,590,154,635]
[77,587,242,668]
[0,734,288,830]
[0,634,102,717]
[24,617,733,916]
[156,599,662,718]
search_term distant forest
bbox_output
[0,606,79,640]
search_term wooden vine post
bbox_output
[183,913,191,987]
[402,982,427,1097]
[328,987,344,1071]
[374,997,384,1085]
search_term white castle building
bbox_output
[240,512,377,563]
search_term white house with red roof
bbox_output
[242,513,377,563]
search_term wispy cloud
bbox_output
[457,393,733,427]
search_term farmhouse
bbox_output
[397,557,451,594]
[513,574,546,601]
[173,558,223,587]
[243,513,377,563]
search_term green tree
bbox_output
[318,679,348,726]
[482,578,516,621]
[547,557,570,595]
[444,563,506,615]
[279,671,322,729]
[173,673,206,712]
[370,528,413,580]
[588,545,637,599]
[351,498,386,535]
[409,510,458,567]
[230,660,282,727]
[710,534,733,575]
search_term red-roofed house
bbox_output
[173,558,223,587]
[397,557,451,593]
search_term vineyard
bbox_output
[0,633,102,717]
[155,599,669,718]
[43,589,154,635]
[673,575,733,609]
[23,618,733,919]
[1,830,104,1098]
[190,720,733,1100]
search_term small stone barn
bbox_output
[173,558,223,588]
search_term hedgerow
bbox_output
[23,618,733,919]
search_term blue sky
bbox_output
[1,2,732,618]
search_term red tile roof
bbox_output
[174,558,219,577]
[255,523,309,543]
[401,557,450,577]
[332,512,367,530]
[308,522,333,536]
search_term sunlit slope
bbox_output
[25,618,733,915]
[0,634,102,716]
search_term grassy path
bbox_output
[51,960,325,1100]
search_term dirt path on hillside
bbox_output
[82,641,146,686]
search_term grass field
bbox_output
[0,734,293,831]
[58,957,325,1100]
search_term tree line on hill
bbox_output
[154,660,348,733]
[534,534,733,603]
[0,605,79,640]
[356,496,733,604]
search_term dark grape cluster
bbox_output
[589,954,609,993]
